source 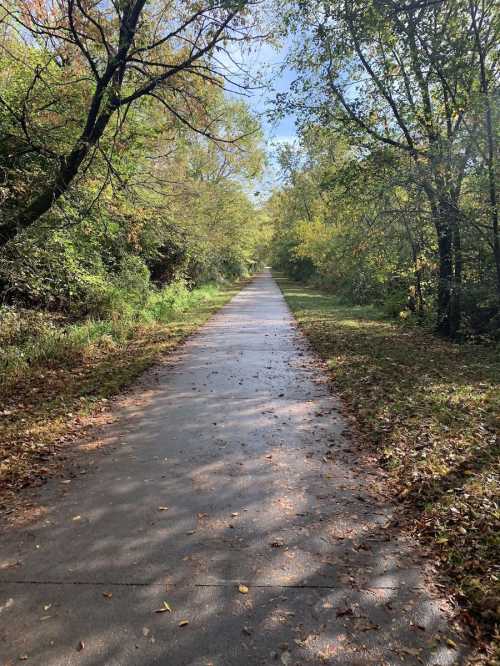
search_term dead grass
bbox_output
[277,275,500,660]
[0,279,245,506]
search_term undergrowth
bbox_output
[0,280,221,386]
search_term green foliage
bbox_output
[272,0,499,339]
[0,278,232,386]
[142,281,220,323]
[0,30,270,329]
[268,125,498,337]
[0,12,271,318]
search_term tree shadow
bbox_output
[0,274,471,665]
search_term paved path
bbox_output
[0,272,468,665]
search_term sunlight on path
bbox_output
[0,272,468,665]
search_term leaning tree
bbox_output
[0,0,264,247]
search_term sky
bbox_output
[245,41,297,143]
[225,37,299,194]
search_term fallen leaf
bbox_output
[102,592,113,599]
[400,647,421,656]
[158,506,169,511]
[154,601,172,613]
[76,641,85,652]
[238,584,249,594]
[178,620,189,627]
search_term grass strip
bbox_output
[0,279,247,504]
[277,274,499,657]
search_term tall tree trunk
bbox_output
[434,195,462,339]
[435,218,454,337]
[401,213,425,319]
[414,254,425,319]
[469,0,500,296]
[484,100,500,296]
[450,208,462,337]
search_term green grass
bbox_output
[277,274,500,656]
[0,281,225,386]
[0,279,247,502]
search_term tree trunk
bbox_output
[435,219,454,337]
[0,108,114,249]
[484,101,500,296]
[401,214,425,319]
[434,195,462,339]
[414,256,424,319]
[450,210,462,338]
[469,0,500,296]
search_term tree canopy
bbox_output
[1,0,270,313]
[270,0,499,339]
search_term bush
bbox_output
[460,283,500,340]
[0,233,102,310]
[0,306,60,347]
[84,256,152,321]
[143,279,192,322]
[382,290,410,318]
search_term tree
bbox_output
[279,0,499,337]
[0,33,268,310]
[468,0,499,296]
[0,0,264,247]
[269,130,435,309]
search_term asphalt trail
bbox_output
[0,271,469,665]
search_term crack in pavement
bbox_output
[0,580,428,591]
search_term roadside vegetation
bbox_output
[0,1,271,502]
[0,278,246,505]
[269,2,499,654]
[278,276,499,657]
[271,0,499,342]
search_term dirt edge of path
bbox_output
[0,276,254,528]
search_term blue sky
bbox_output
[244,41,297,144]
[226,38,299,193]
